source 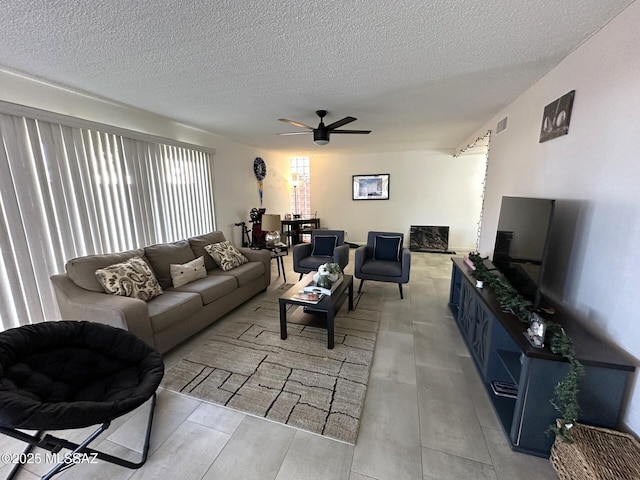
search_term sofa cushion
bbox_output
[373,235,402,262]
[312,235,338,256]
[170,256,207,288]
[145,240,197,289]
[66,248,146,292]
[147,291,202,333]
[204,241,249,272]
[189,231,227,271]
[209,261,265,286]
[95,257,163,301]
[171,274,238,305]
[361,259,403,277]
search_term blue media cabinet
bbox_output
[449,257,635,457]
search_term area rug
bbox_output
[161,283,382,444]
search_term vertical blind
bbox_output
[0,108,216,331]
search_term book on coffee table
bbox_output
[290,291,324,304]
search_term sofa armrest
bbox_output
[354,245,372,272]
[238,247,271,286]
[50,274,156,348]
[400,248,412,282]
[334,244,350,272]
[292,243,313,264]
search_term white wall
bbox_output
[460,2,640,435]
[297,150,486,250]
[0,70,486,253]
[0,69,291,246]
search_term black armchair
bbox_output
[293,230,349,279]
[0,321,163,479]
[354,231,411,299]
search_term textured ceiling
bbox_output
[0,0,634,154]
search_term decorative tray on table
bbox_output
[303,276,343,296]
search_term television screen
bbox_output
[492,196,555,309]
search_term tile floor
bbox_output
[0,251,558,479]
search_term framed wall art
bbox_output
[539,90,575,143]
[352,174,390,200]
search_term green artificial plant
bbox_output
[321,263,343,275]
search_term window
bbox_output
[0,103,215,330]
[290,157,311,217]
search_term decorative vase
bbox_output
[316,275,333,289]
[526,313,546,348]
[327,273,340,283]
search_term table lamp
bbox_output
[261,214,282,246]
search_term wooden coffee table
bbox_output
[279,274,353,349]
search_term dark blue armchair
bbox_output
[293,230,349,280]
[354,231,411,298]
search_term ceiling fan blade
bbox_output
[331,129,372,134]
[277,131,312,136]
[278,118,314,130]
[326,116,357,130]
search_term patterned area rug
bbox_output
[161,284,381,444]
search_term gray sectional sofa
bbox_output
[50,231,271,354]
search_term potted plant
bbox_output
[314,263,343,288]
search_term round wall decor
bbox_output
[253,157,267,180]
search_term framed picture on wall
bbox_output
[539,90,575,143]
[352,174,390,200]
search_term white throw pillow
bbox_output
[170,256,207,288]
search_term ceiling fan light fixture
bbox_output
[313,129,329,145]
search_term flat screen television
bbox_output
[492,196,555,310]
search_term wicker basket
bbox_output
[550,423,640,480]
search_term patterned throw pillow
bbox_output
[170,256,207,288]
[95,257,163,300]
[204,241,249,272]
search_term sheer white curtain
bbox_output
[0,106,215,331]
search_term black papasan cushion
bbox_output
[0,321,164,431]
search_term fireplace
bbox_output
[409,226,452,253]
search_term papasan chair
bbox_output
[0,321,164,480]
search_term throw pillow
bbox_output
[170,256,207,288]
[312,235,338,256]
[204,241,249,272]
[373,235,402,261]
[95,257,163,301]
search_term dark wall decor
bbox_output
[539,90,575,143]
[409,225,453,253]
[352,174,389,200]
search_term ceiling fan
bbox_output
[277,110,371,145]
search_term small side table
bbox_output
[264,243,288,282]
